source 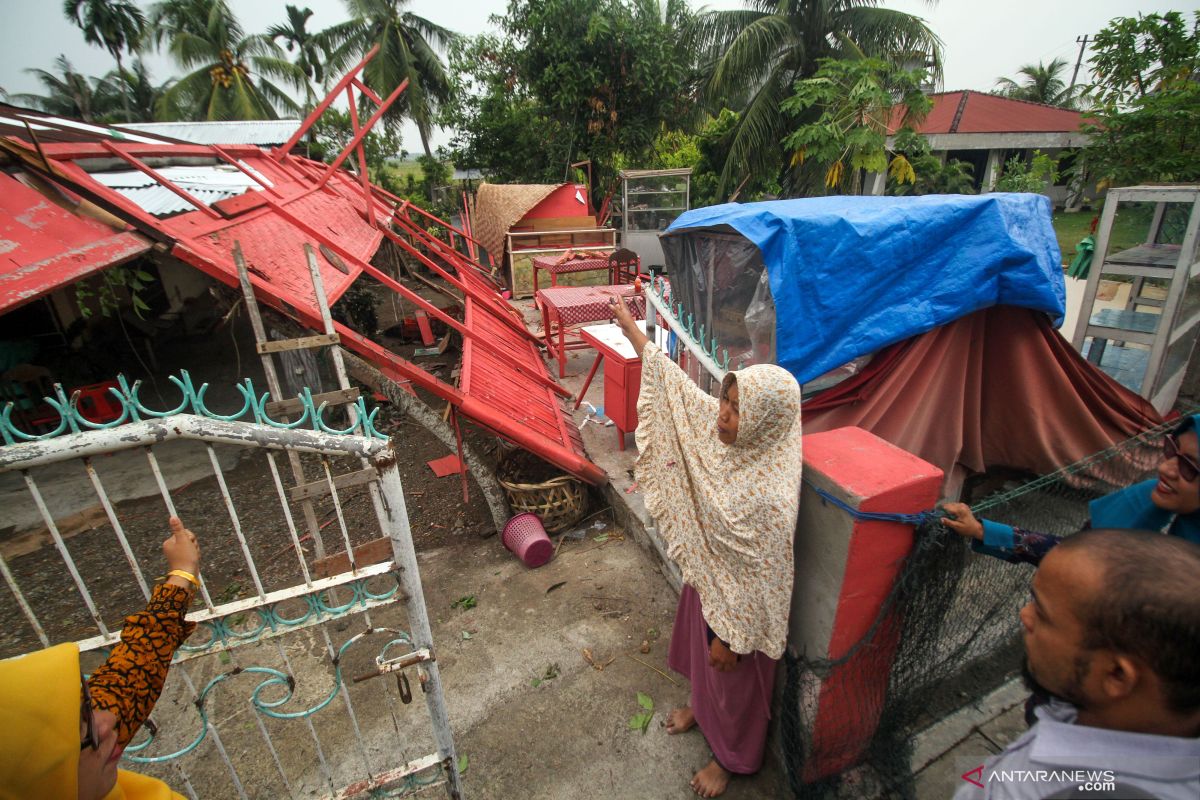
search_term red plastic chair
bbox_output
[74,381,123,424]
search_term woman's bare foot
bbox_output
[690,759,731,797]
[666,706,696,734]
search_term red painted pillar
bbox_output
[790,426,943,781]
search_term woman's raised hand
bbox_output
[163,516,201,577]
[607,295,650,357]
[941,502,984,541]
[608,295,636,330]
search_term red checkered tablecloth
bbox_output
[537,285,646,327]
[531,253,613,277]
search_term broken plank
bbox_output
[266,387,361,417]
[256,333,340,354]
[313,536,398,578]
[414,329,452,357]
[289,466,377,502]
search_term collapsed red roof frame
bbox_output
[0,46,604,485]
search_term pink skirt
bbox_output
[667,583,778,774]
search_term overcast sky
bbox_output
[1,0,1196,152]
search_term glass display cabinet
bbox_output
[619,168,692,269]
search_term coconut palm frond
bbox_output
[717,66,792,197]
[249,55,309,93]
[256,79,303,116]
[398,11,462,52]
[158,66,214,120]
[708,13,795,98]
[168,30,218,69]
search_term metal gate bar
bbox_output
[0,399,462,798]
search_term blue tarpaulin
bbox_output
[665,193,1065,383]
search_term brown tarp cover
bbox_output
[804,306,1163,497]
[472,182,560,265]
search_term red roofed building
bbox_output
[874,90,1092,204]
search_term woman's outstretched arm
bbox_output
[608,295,649,357]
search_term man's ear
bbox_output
[1098,651,1141,701]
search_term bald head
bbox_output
[1053,529,1200,713]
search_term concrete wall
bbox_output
[781,426,943,783]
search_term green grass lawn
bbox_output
[385,159,425,180]
[1052,206,1153,264]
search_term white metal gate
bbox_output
[0,380,462,798]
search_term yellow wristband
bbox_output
[166,569,200,588]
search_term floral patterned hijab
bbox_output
[634,343,803,658]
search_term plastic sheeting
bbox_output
[665,194,1065,383]
[658,230,773,369]
[803,306,1161,497]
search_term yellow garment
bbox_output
[635,343,802,658]
[0,642,183,800]
[104,770,181,800]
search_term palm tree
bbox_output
[693,0,942,197]
[320,0,460,157]
[9,55,102,121]
[147,0,307,121]
[63,0,146,123]
[994,58,1076,108]
[267,5,325,91]
[95,61,174,123]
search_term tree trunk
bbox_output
[114,50,133,123]
[418,123,433,159]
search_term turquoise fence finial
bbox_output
[0,370,388,445]
[721,348,730,371]
[698,324,706,350]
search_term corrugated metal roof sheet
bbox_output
[111,185,246,216]
[121,120,303,146]
[0,105,169,144]
[90,165,271,216]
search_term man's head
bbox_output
[1020,529,1200,732]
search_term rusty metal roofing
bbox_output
[121,120,303,146]
[0,172,151,312]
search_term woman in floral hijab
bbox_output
[610,296,802,797]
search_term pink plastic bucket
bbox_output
[502,512,554,567]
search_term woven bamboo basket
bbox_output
[496,449,587,533]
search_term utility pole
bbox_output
[1068,34,1090,96]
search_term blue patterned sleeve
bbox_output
[971,519,1062,566]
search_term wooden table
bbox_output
[531,252,613,293]
[536,285,646,378]
[576,321,644,451]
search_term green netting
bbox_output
[779,412,1191,799]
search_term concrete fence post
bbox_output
[782,426,943,783]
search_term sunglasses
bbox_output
[80,674,99,751]
[1164,433,1200,482]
